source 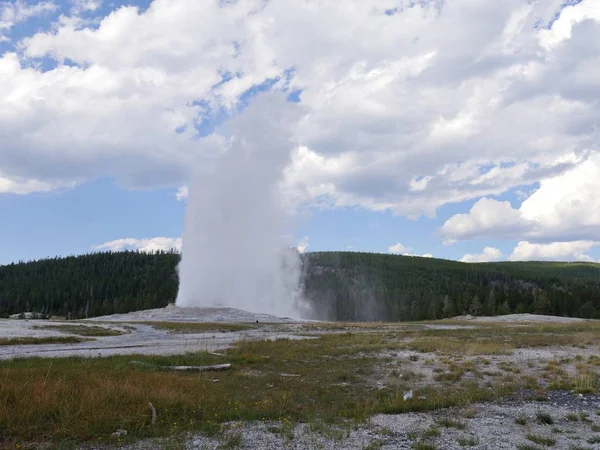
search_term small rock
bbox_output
[111,429,128,438]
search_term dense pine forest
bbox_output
[1,251,599,321]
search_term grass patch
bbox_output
[526,433,556,446]
[566,412,591,422]
[0,336,87,346]
[32,324,125,337]
[307,420,345,441]
[460,408,477,419]
[0,333,411,447]
[536,412,554,425]
[266,420,295,441]
[436,417,467,429]
[2,321,598,447]
[587,435,600,444]
[515,416,528,426]
[0,330,522,448]
[142,322,260,333]
[457,436,478,447]
[422,426,441,438]
[408,337,509,356]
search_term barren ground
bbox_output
[1,308,599,450]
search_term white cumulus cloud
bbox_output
[440,153,600,244]
[388,242,432,258]
[388,242,412,254]
[509,241,598,262]
[70,0,101,15]
[93,237,182,253]
[460,247,503,263]
[0,0,57,41]
[0,0,596,224]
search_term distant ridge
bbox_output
[1,250,599,321]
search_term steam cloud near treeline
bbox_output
[176,94,310,319]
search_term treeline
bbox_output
[302,252,600,321]
[0,251,180,319]
[1,251,599,321]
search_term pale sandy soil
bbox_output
[88,304,300,323]
[455,313,590,323]
[0,310,595,360]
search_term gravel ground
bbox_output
[0,320,129,339]
[5,309,600,449]
[81,392,600,449]
[0,306,484,360]
[0,320,314,359]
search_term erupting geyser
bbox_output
[176,94,308,319]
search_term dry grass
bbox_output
[140,322,260,333]
[0,336,86,346]
[526,433,556,446]
[0,332,523,449]
[32,324,125,337]
[1,320,599,448]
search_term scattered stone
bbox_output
[148,402,156,425]
[111,429,128,438]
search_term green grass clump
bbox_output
[0,336,86,346]
[422,427,441,438]
[2,321,599,448]
[33,324,125,337]
[515,416,528,425]
[143,322,259,333]
[457,436,478,447]
[536,412,554,425]
[517,445,543,450]
[436,417,467,429]
[526,433,556,446]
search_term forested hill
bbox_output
[303,252,600,321]
[1,251,599,321]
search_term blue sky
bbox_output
[1,0,599,265]
[0,176,572,264]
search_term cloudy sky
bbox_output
[1,0,599,265]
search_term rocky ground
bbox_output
[83,392,600,450]
[2,309,600,449]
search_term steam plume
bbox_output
[176,94,307,318]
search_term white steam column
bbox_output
[176,94,306,319]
